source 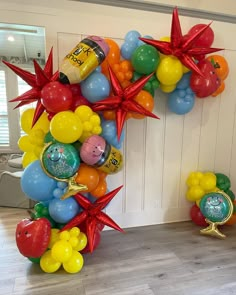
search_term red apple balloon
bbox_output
[190,59,220,98]
[15,217,51,258]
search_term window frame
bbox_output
[0,63,34,153]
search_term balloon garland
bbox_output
[3,7,231,273]
[186,171,236,239]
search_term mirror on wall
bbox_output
[0,23,46,66]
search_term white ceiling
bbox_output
[0,23,46,63]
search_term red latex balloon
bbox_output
[66,83,82,96]
[190,204,208,226]
[70,94,91,111]
[41,81,73,113]
[79,221,101,253]
[190,59,220,98]
[188,24,214,48]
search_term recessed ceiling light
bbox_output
[7,35,15,42]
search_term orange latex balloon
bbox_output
[103,110,116,120]
[75,163,99,192]
[90,179,107,198]
[206,55,229,81]
[225,214,236,225]
[96,169,107,181]
[212,81,225,97]
[101,39,121,76]
[130,90,154,119]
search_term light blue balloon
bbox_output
[101,120,125,149]
[81,72,110,103]
[49,197,80,223]
[137,35,153,47]
[53,188,64,199]
[176,72,192,90]
[57,181,68,190]
[21,160,57,202]
[124,30,141,43]
[121,41,138,60]
[168,89,195,115]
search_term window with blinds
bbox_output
[0,70,9,146]
[0,67,34,152]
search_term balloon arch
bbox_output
[4,7,231,274]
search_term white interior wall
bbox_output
[0,0,236,228]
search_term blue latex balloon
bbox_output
[177,72,192,90]
[81,72,110,103]
[53,188,64,199]
[21,160,57,202]
[49,197,80,223]
[57,181,68,190]
[125,30,141,42]
[137,35,153,47]
[101,120,125,149]
[121,41,138,60]
[168,89,195,115]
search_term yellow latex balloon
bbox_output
[73,232,87,252]
[186,171,204,187]
[156,56,183,86]
[160,83,176,93]
[28,129,45,146]
[48,229,60,249]
[75,105,93,122]
[63,250,84,274]
[22,152,38,168]
[186,185,205,202]
[160,36,170,42]
[50,111,83,143]
[20,108,49,134]
[51,240,73,263]
[40,250,61,273]
[69,227,80,237]
[200,172,216,191]
[18,135,34,152]
[182,64,190,73]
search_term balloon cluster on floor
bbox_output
[3,7,230,273]
[186,171,236,239]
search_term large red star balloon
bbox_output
[92,65,160,140]
[61,185,124,253]
[2,48,58,127]
[139,7,223,77]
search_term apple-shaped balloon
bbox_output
[190,59,220,98]
[15,217,51,258]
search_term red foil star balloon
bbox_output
[3,48,58,127]
[92,65,160,140]
[140,7,223,76]
[61,185,124,253]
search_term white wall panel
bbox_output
[1,0,236,228]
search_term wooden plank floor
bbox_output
[1,207,236,295]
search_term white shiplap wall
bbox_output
[1,0,236,228]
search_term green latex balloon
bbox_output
[200,192,231,223]
[131,44,160,74]
[215,173,231,191]
[28,256,41,264]
[225,189,235,201]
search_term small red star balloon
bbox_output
[92,65,160,140]
[3,48,58,127]
[61,185,124,253]
[140,7,223,76]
